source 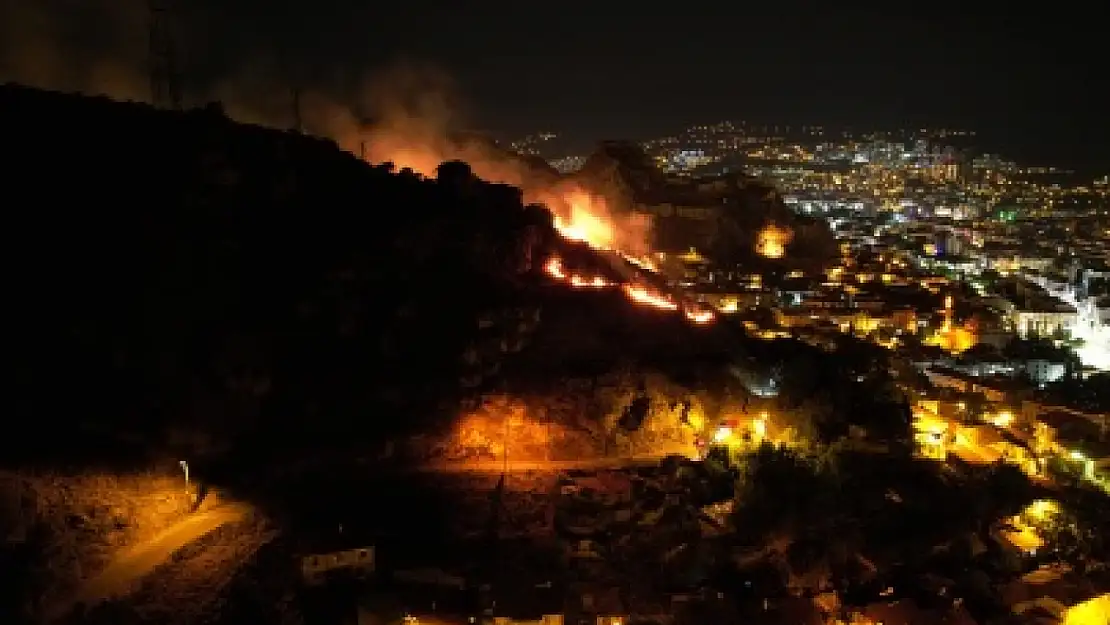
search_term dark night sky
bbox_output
[3,1,1107,171]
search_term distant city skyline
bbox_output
[2,2,1105,173]
[510,123,1108,179]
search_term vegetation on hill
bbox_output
[727,444,1041,622]
[4,84,833,475]
[0,471,193,621]
[7,85,1097,625]
[3,84,562,470]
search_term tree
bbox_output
[961,343,1001,363]
[733,443,830,541]
[436,159,474,188]
[1040,490,1110,569]
[979,461,1034,515]
[732,444,873,597]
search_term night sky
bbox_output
[2,1,1106,170]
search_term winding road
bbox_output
[44,455,676,620]
[47,498,252,622]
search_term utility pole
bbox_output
[278,43,304,133]
[291,85,304,134]
[502,417,510,474]
[148,0,183,110]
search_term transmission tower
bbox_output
[278,44,305,133]
[148,0,183,110]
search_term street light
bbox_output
[178,460,189,486]
[502,418,510,474]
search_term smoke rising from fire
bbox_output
[356,63,653,256]
[0,1,652,256]
[0,0,148,102]
[0,0,363,132]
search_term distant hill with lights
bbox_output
[568,140,838,268]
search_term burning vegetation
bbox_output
[358,105,719,330]
[365,131,650,261]
[5,82,739,475]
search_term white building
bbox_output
[1023,359,1067,384]
[1012,307,1079,339]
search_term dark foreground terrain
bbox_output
[8,85,1109,625]
[0,84,753,623]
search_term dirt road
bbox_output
[48,499,252,621]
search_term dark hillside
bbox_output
[2,84,743,474]
[3,85,555,469]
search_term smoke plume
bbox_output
[0,0,653,256]
[0,0,148,101]
[354,61,653,256]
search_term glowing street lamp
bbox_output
[990,411,1014,427]
[178,460,189,487]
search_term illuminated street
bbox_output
[49,495,253,621]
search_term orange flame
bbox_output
[623,284,679,311]
[544,257,565,279]
[551,190,618,250]
[685,308,715,324]
[572,275,610,288]
[546,256,713,323]
[621,253,659,274]
[358,124,708,323]
[544,257,612,288]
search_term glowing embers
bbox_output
[544,256,715,325]
[544,257,612,288]
[684,307,715,325]
[622,284,679,311]
[620,253,659,274]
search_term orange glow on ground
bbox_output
[546,256,712,323]
[757,224,793,259]
[685,308,715,324]
[623,284,679,311]
[621,253,659,273]
[544,257,612,288]
[925,326,977,354]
